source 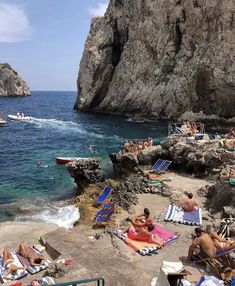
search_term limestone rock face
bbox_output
[75,0,235,119]
[0,63,30,97]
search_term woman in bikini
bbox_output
[206,226,235,251]
[2,249,25,279]
[18,243,45,266]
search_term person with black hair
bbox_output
[179,193,198,212]
[182,228,216,263]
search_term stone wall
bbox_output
[75,0,235,119]
[0,63,30,97]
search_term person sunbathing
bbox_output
[133,208,153,228]
[227,128,235,139]
[122,224,165,246]
[18,243,45,266]
[179,193,198,212]
[2,249,25,279]
[182,228,216,263]
[206,226,235,251]
[224,139,235,151]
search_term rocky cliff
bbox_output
[0,63,30,97]
[75,0,235,119]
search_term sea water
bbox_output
[0,91,168,227]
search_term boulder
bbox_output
[0,63,30,96]
[66,158,105,188]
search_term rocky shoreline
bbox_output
[1,135,234,285]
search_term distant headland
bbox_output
[0,63,31,97]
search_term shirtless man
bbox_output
[133,208,153,228]
[18,243,45,266]
[179,193,198,212]
[2,249,25,279]
[183,228,216,262]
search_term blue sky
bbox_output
[0,0,108,91]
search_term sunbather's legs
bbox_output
[18,243,29,257]
[3,249,13,264]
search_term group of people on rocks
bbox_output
[180,121,198,135]
[123,137,153,155]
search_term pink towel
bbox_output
[151,224,176,241]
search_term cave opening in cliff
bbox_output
[175,19,182,54]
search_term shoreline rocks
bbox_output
[0,63,30,97]
[66,158,105,191]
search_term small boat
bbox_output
[0,119,7,126]
[8,114,33,122]
[56,157,87,165]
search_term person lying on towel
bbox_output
[206,225,235,251]
[178,193,198,212]
[182,228,216,263]
[120,224,165,246]
[18,243,45,266]
[2,249,26,279]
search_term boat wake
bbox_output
[11,198,80,228]
[30,117,123,141]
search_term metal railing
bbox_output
[54,277,105,286]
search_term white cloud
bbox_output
[89,2,108,17]
[0,3,31,43]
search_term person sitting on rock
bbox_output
[181,121,191,135]
[227,128,235,139]
[18,243,45,266]
[120,224,164,246]
[206,225,235,251]
[190,122,198,134]
[123,141,130,153]
[182,228,216,263]
[224,139,235,151]
[2,249,26,279]
[179,193,198,212]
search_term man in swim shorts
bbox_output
[179,193,198,212]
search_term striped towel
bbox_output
[165,205,202,226]
[0,252,28,282]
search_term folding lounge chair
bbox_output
[197,248,235,279]
[94,186,111,205]
[94,205,114,224]
[150,159,165,172]
[96,203,115,217]
[156,160,171,174]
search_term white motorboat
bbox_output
[8,114,33,122]
[0,119,7,126]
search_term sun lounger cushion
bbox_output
[115,224,178,256]
[0,252,28,282]
[165,205,202,226]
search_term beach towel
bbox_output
[165,205,202,226]
[0,252,27,282]
[115,224,178,256]
[17,248,51,274]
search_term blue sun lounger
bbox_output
[95,205,114,224]
[94,186,111,205]
[157,160,171,174]
[151,159,165,171]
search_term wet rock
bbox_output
[67,158,105,188]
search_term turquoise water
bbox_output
[0,91,168,223]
